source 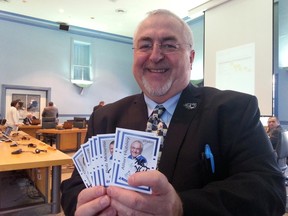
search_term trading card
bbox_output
[87,137,100,186]
[97,133,115,186]
[72,148,92,188]
[81,141,94,186]
[111,128,161,194]
[94,135,107,186]
[89,136,104,186]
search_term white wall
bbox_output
[0,16,140,122]
[204,0,273,115]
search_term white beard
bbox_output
[142,76,173,97]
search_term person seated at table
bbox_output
[42,101,59,124]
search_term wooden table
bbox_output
[0,131,72,214]
[36,128,87,152]
[18,124,41,137]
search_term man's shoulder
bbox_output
[101,94,144,111]
[201,86,254,98]
[182,85,258,114]
[198,86,257,106]
[185,84,254,100]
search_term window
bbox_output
[71,40,93,87]
[187,16,204,87]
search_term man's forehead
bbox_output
[135,16,182,41]
[268,118,277,123]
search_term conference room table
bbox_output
[18,124,41,137]
[0,131,72,214]
[36,127,87,152]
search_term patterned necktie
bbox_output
[146,105,168,149]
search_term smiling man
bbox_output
[61,9,286,216]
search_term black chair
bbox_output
[274,131,288,187]
[41,117,57,146]
[42,117,57,129]
[276,131,288,173]
[0,119,6,126]
[73,117,86,128]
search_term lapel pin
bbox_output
[183,103,197,110]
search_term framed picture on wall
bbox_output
[1,85,51,121]
[12,94,41,119]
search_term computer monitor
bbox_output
[73,117,86,128]
[73,117,86,122]
[1,126,13,141]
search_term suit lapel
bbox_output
[127,94,149,131]
[159,84,202,181]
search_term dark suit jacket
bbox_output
[61,84,286,216]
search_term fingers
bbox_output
[76,186,115,216]
[107,170,183,215]
[74,171,182,216]
[128,170,171,195]
[107,186,156,216]
[77,186,106,205]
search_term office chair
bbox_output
[0,119,6,126]
[41,117,57,146]
[0,119,7,132]
[73,117,86,128]
[276,131,288,172]
[275,131,288,186]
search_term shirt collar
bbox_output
[144,93,181,117]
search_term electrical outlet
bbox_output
[36,169,41,180]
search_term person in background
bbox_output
[42,101,59,119]
[6,100,20,131]
[60,9,285,216]
[93,101,105,112]
[266,116,283,150]
[17,101,26,120]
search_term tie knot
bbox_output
[152,105,166,118]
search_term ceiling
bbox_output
[0,0,222,37]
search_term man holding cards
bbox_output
[61,9,286,216]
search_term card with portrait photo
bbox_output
[97,133,116,187]
[89,136,104,186]
[72,147,93,188]
[81,140,96,186]
[111,128,161,194]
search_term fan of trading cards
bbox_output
[72,128,161,194]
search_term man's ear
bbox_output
[189,50,195,70]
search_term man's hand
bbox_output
[107,170,183,216]
[75,186,117,216]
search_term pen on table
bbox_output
[205,144,215,173]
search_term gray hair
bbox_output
[133,9,194,49]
